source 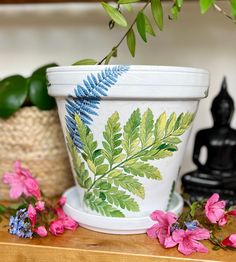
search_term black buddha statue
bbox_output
[182,78,236,205]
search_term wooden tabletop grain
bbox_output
[0,216,235,262]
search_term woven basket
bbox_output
[0,107,74,200]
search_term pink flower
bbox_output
[56,208,78,231]
[35,201,45,212]
[228,210,236,217]
[147,210,177,246]
[56,207,66,219]
[28,204,37,227]
[171,228,210,255]
[58,197,66,206]
[62,216,78,231]
[205,193,226,225]
[35,226,48,237]
[3,160,41,200]
[222,234,236,248]
[49,220,65,236]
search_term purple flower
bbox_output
[9,208,33,238]
[184,220,199,231]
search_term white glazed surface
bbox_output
[47,65,209,218]
[63,186,183,234]
[48,65,209,99]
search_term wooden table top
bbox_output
[0,216,235,262]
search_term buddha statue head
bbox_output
[211,77,234,127]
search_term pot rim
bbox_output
[47,65,209,100]
[47,64,208,74]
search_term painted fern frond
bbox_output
[65,65,129,151]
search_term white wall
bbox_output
[0,2,236,177]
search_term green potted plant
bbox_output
[0,64,73,200]
[46,0,236,233]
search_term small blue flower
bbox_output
[8,209,33,238]
[184,220,199,231]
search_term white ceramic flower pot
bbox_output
[47,65,209,220]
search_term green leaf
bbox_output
[87,159,97,173]
[171,5,180,20]
[108,171,145,199]
[72,59,97,66]
[181,112,194,129]
[154,149,173,159]
[176,0,183,7]
[97,184,140,212]
[154,112,167,140]
[75,114,94,159]
[124,161,162,180]
[122,3,133,12]
[140,108,154,148]
[97,181,112,190]
[122,108,141,156]
[118,0,140,3]
[200,0,215,14]
[84,192,125,217]
[102,111,123,167]
[101,2,128,27]
[190,201,198,217]
[166,113,177,136]
[231,0,236,17]
[144,14,156,36]
[113,153,126,164]
[136,12,147,42]
[126,28,136,57]
[151,0,164,31]
[0,204,6,214]
[0,75,28,118]
[68,141,92,189]
[28,63,57,110]
[163,136,182,144]
[105,48,118,65]
[96,164,109,175]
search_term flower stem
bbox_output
[98,1,151,65]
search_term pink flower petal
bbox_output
[190,228,210,241]
[172,229,185,243]
[56,208,66,219]
[228,210,236,217]
[9,184,24,199]
[150,210,166,222]
[205,193,226,224]
[62,216,78,231]
[35,226,48,237]
[58,197,66,206]
[28,204,37,227]
[223,234,236,248]
[146,224,159,239]
[49,220,64,236]
[24,178,41,199]
[163,236,177,248]
[35,201,45,212]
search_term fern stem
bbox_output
[98,0,151,65]
[87,140,162,192]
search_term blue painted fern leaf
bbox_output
[65,65,129,150]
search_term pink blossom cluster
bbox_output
[3,161,78,238]
[147,193,236,255]
[3,161,41,199]
[27,197,78,237]
[147,210,210,255]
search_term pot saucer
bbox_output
[63,186,183,235]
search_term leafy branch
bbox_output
[69,108,194,217]
[73,0,236,66]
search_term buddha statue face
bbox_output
[211,78,234,127]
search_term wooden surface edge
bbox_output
[0,242,221,262]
